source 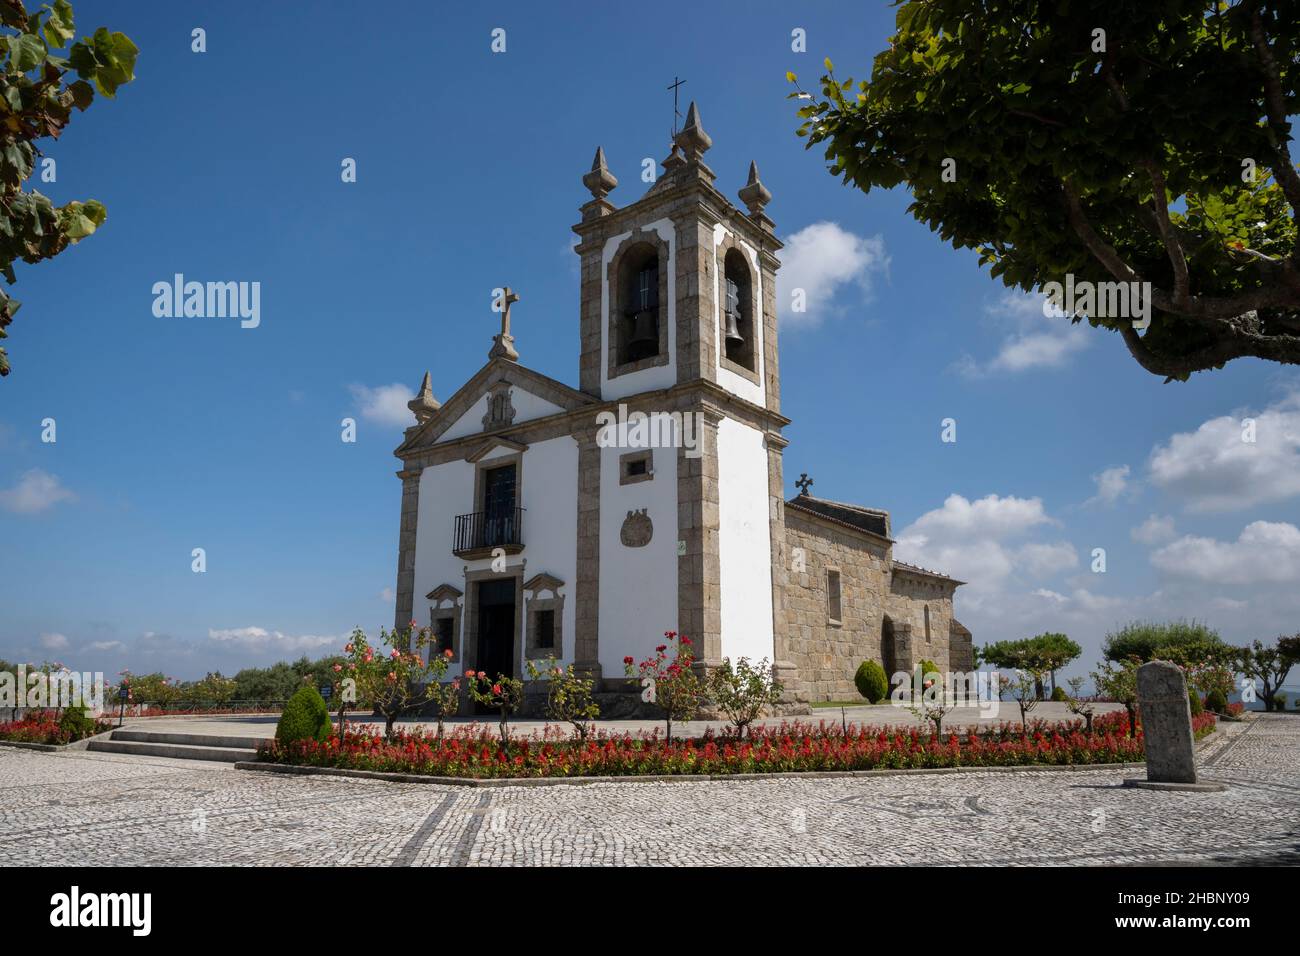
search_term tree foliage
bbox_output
[0,0,136,377]
[1102,619,1227,664]
[790,0,1300,380]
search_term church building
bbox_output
[391,102,972,710]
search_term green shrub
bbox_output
[1050,686,1068,702]
[275,686,333,745]
[1188,688,1204,716]
[915,659,940,680]
[854,660,888,703]
[57,707,97,741]
[1204,688,1229,714]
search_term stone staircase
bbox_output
[86,729,265,763]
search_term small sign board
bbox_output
[321,684,333,700]
[117,685,129,701]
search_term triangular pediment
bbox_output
[523,571,565,594]
[426,583,463,603]
[396,357,596,456]
[466,437,528,462]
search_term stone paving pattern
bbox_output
[4,714,1297,866]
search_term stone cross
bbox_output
[489,286,520,361]
[1124,660,1226,792]
[795,473,813,496]
[499,286,519,337]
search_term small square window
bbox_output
[619,450,653,485]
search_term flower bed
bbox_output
[256,711,1217,780]
[0,710,112,745]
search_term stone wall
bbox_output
[783,509,961,702]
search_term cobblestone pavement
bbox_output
[4,715,1297,866]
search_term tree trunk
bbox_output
[385,713,395,738]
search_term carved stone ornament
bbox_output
[620,508,653,548]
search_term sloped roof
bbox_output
[786,494,890,539]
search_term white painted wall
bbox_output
[600,218,677,401]
[716,416,774,664]
[712,224,765,407]
[439,387,566,443]
[596,427,679,676]
[412,434,578,677]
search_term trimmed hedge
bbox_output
[276,686,333,745]
[854,660,888,703]
[1204,688,1229,714]
[1050,686,1068,702]
[1188,688,1204,716]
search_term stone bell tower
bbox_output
[571,102,783,411]
[569,102,795,696]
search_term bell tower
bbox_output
[570,101,795,700]
[571,102,783,410]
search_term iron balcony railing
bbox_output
[453,507,524,554]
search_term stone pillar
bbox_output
[1124,661,1226,792]
[678,406,723,667]
[892,623,915,676]
[393,468,422,631]
[573,428,602,682]
[765,431,802,707]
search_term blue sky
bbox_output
[1,0,1297,686]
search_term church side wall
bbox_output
[716,417,774,664]
[412,435,578,677]
[886,574,956,676]
[783,512,893,702]
[596,434,679,676]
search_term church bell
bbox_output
[722,307,744,347]
[627,308,658,352]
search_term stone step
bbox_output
[86,735,261,763]
[108,729,267,750]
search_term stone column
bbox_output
[573,428,602,683]
[765,431,802,708]
[678,405,723,668]
[393,467,422,631]
[1125,660,1226,791]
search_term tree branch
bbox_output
[1143,160,1190,305]
[1249,3,1300,255]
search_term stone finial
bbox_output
[795,472,814,496]
[672,101,712,161]
[582,146,618,201]
[739,161,772,214]
[407,371,441,423]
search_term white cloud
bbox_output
[1150,521,1300,585]
[776,222,888,328]
[895,493,1065,589]
[0,469,76,514]
[1085,465,1132,507]
[955,291,1092,377]
[379,587,394,602]
[348,383,415,428]
[39,632,69,650]
[1016,541,1080,577]
[1131,514,1176,545]
[88,640,126,652]
[207,626,341,653]
[1148,391,1300,512]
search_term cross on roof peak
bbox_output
[796,473,814,496]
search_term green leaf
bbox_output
[785,70,796,83]
[11,33,48,72]
[59,199,106,240]
[824,57,834,72]
[42,0,75,48]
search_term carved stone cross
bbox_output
[795,473,813,496]
[500,286,520,337]
[489,286,521,361]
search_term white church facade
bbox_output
[391,103,972,711]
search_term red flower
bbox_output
[623,656,634,665]
[492,684,503,696]
[443,648,454,659]
[655,644,667,653]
